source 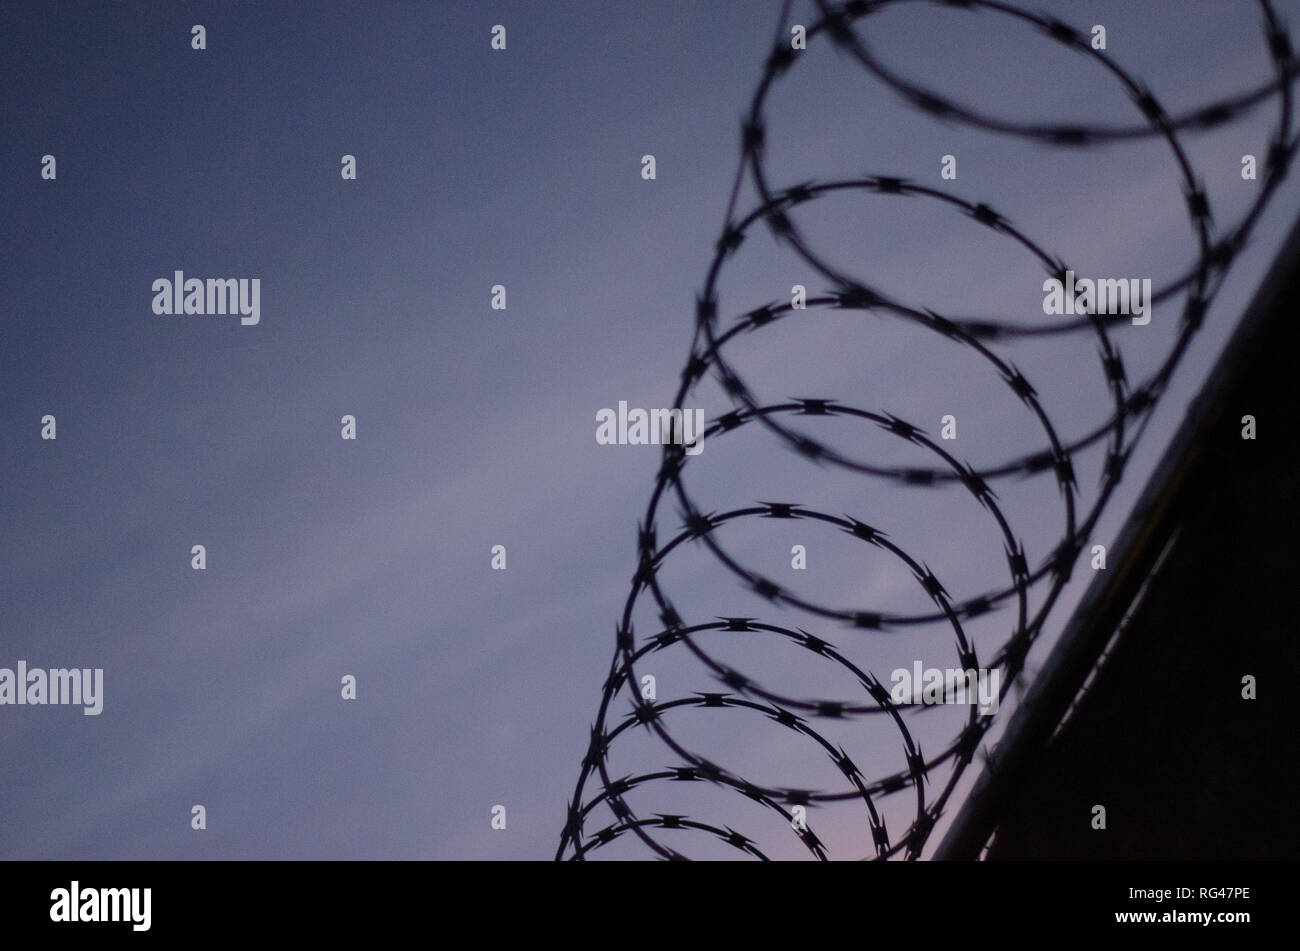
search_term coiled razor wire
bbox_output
[557,0,1298,860]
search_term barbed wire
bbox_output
[558,0,1298,860]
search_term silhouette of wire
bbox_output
[558,0,1298,860]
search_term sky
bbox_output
[2,0,1297,860]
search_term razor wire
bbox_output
[558,0,1299,860]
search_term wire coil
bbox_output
[558,0,1298,860]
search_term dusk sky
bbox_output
[2,0,1297,860]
